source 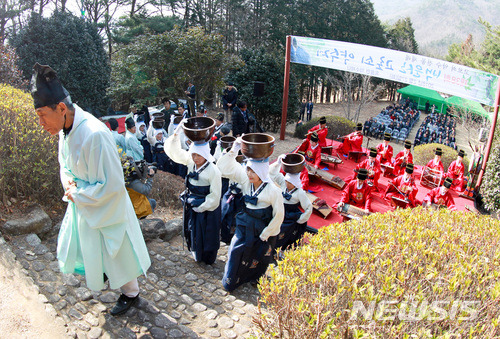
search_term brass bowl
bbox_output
[281,153,305,174]
[183,117,216,144]
[241,133,275,160]
[172,115,183,124]
[152,119,164,129]
[152,112,164,120]
[220,136,236,149]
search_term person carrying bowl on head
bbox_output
[217,138,284,291]
[165,121,222,265]
[269,155,313,252]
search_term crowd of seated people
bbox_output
[363,102,420,142]
[414,113,457,149]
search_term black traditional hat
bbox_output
[405,163,414,174]
[443,177,453,188]
[357,168,368,180]
[310,132,319,142]
[369,148,377,158]
[227,81,234,86]
[435,148,443,156]
[319,116,327,124]
[125,117,135,129]
[31,63,70,109]
[404,140,412,149]
[108,118,119,131]
[356,123,363,131]
[216,112,224,121]
[221,125,230,135]
[384,133,391,141]
[458,149,465,158]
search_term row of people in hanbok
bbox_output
[156,120,312,292]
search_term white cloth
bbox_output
[269,161,312,224]
[121,278,139,298]
[57,105,150,291]
[165,134,222,212]
[246,159,271,183]
[125,130,144,161]
[189,142,214,163]
[153,129,164,137]
[217,150,284,241]
[284,173,302,189]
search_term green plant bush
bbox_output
[294,116,356,141]
[0,84,61,206]
[256,207,500,338]
[413,143,468,173]
[482,141,500,213]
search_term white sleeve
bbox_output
[259,185,285,241]
[269,161,286,187]
[196,165,222,212]
[216,150,248,185]
[296,189,313,224]
[147,125,156,145]
[164,133,190,166]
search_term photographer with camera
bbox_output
[123,156,158,219]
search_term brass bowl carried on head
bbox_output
[152,118,164,129]
[220,136,236,149]
[152,112,164,120]
[281,153,305,174]
[241,133,275,160]
[182,117,216,144]
[172,115,183,124]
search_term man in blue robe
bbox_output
[31,63,151,316]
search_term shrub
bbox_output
[0,84,61,206]
[413,143,468,173]
[256,207,500,338]
[294,116,355,141]
[482,141,500,213]
[149,171,184,210]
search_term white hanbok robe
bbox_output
[57,105,151,291]
[125,130,144,161]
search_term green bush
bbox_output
[482,142,500,213]
[256,208,500,338]
[0,84,61,206]
[413,143,468,173]
[294,116,355,141]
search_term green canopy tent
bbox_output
[445,96,491,121]
[397,85,447,113]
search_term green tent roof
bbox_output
[397,85,446,103]
[445,96,490,121]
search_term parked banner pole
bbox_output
[280,35,292,141]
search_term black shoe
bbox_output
[110,294,139,316]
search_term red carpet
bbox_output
[303,139,475,231]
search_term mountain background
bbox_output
[371,0,500,57]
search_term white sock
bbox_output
[120,278,139,298]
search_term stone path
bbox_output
[7,231,262,338]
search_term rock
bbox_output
[62,274,81,287]
[161,218,183,241]
[25,234,42,247]
[167,329,184,338]
[88,328,102,339]
[181,294,195,306]
[154,314,176,329]
[100,292,119,303]
[150,327,167,339]
[218,316,234,329]
[192,303,207,312]
[75,287,93,301]
[1,204,52,237]
[206,329,221,337]
[185,273,197,281]
[140,218,168,240]
[68,308,83,320]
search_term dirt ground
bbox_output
[0,239,68,338]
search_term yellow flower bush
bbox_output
[256,207,500,338]
[0,84,60,206]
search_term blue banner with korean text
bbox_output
[290,36,499,107]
